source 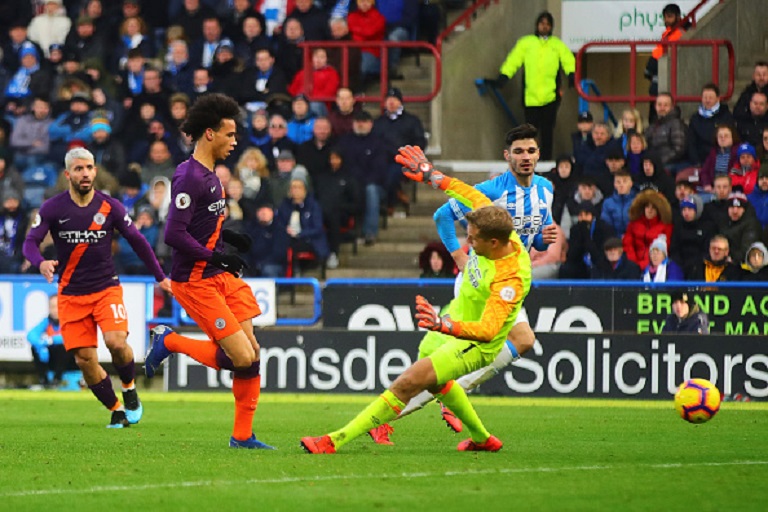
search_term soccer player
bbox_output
[300,146,532,453]
[143,93,274,450]
[369,124,556,443]
[23,147,171,428]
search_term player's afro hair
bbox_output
[505,123,539,146]
[181,93,241,141]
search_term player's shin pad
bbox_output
[455,342,518,391]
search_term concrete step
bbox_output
[326,267,418,279]
[337,251,419,269]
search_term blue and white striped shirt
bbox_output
[436,171,554,252]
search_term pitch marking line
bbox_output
[3,460,768,498]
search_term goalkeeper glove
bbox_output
[222,229,253,253]
[210,252,248,277]
[396,146,450,190]
[414,295,461,337]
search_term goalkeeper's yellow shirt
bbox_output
[437,175,532,356]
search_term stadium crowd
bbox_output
[0,1,767,283]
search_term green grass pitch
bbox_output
[1,391,767,512]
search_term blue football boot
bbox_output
[144,325,174,378]
[229,434,276,450]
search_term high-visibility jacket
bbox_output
[499,35,575,107]
[652,26,685,59]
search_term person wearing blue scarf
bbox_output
[688,83,733,165]
[5,44,42,100]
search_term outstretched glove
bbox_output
[396,146,450,190]
[222,229,253,253]
[210,251,248,277]
[414,295,461,337]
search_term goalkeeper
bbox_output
[301,146,532,454]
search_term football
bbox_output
[674,378,722,424]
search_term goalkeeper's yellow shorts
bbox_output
[419,333,497,385]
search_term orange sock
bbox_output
[232,375,261,441]
[164,332,220,369]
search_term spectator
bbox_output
[296,116,335,179]
[142,140,176,184]
[565,176,603,225]
[223,0,266,41]
[599,145,627,196]
[688,83,733,166]
[269,149,310,205]
[26,294,78,389]
[244,205,288,277]
[626,132,647,177]
[189,67,213,102]
[582,121,616,187]
[0,189,28,274]
[591,236,642,280]
[209,39,243,98]
[550,155,578,228]
[164,40,195,96]
[233,13,270,63]
[634,152,675,205]
[273,17,305,82]
[623,189,673,269]
[314,148,361,270]
[89,117,127,180]
[288,48,341,116]
[286,94,316,145]
[48,92,93,164]
[642,234,683,282]
[571,111,595,174]
[559,203,614,279]
[262,114,298,173]
[337,110,389,245]
[740,242,768,281]
[27,0,71,59]
[735,91,768,148]
[245,108,270,153]
[760,126,768,161]
[645,93,687,170]
[729,143,760,195]
[285,0,329,41]
[721,192,761,264]
[327,17,362,93]
[116,205,160,274]
[702,174,734,228]
[748,163,768,228]
[661,291,709,334]
[113,16,155,72]
[700,123,739,192]
[239,48,289,111]
[223,177,252,231]
[4,43,51,102]
[670,173,697,218]
[64,15,107,64]
[143,176,171,224]
[614,108,644,154]
[485,11,574,160]
[9,97,53,172]
[377,0,419,79]
[177,0,217,46]
[115,166,146,217]
[235,147,273,208]
[2,23,42,74]
[328,87,361,137]
[277,178,330,272]
[670,194,715,268]
[347,0,387,85]
[600,170,635,238]
[733,62,768,125]
[128,67,172,125]
[418,241,455,279]
[0,156,26,199]
[684,234,741,282]
[190,16,224,69]
[530,224,565,280]
[373,87,426,208]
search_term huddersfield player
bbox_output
[23,147,171,428]
[370,125,556,443]
[300,146,531,453]
[144,93,274,450]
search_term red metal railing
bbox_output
[677,0,726,30]
[297,40,441,105]
[574,39,735,107]
[436,0,500,50]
